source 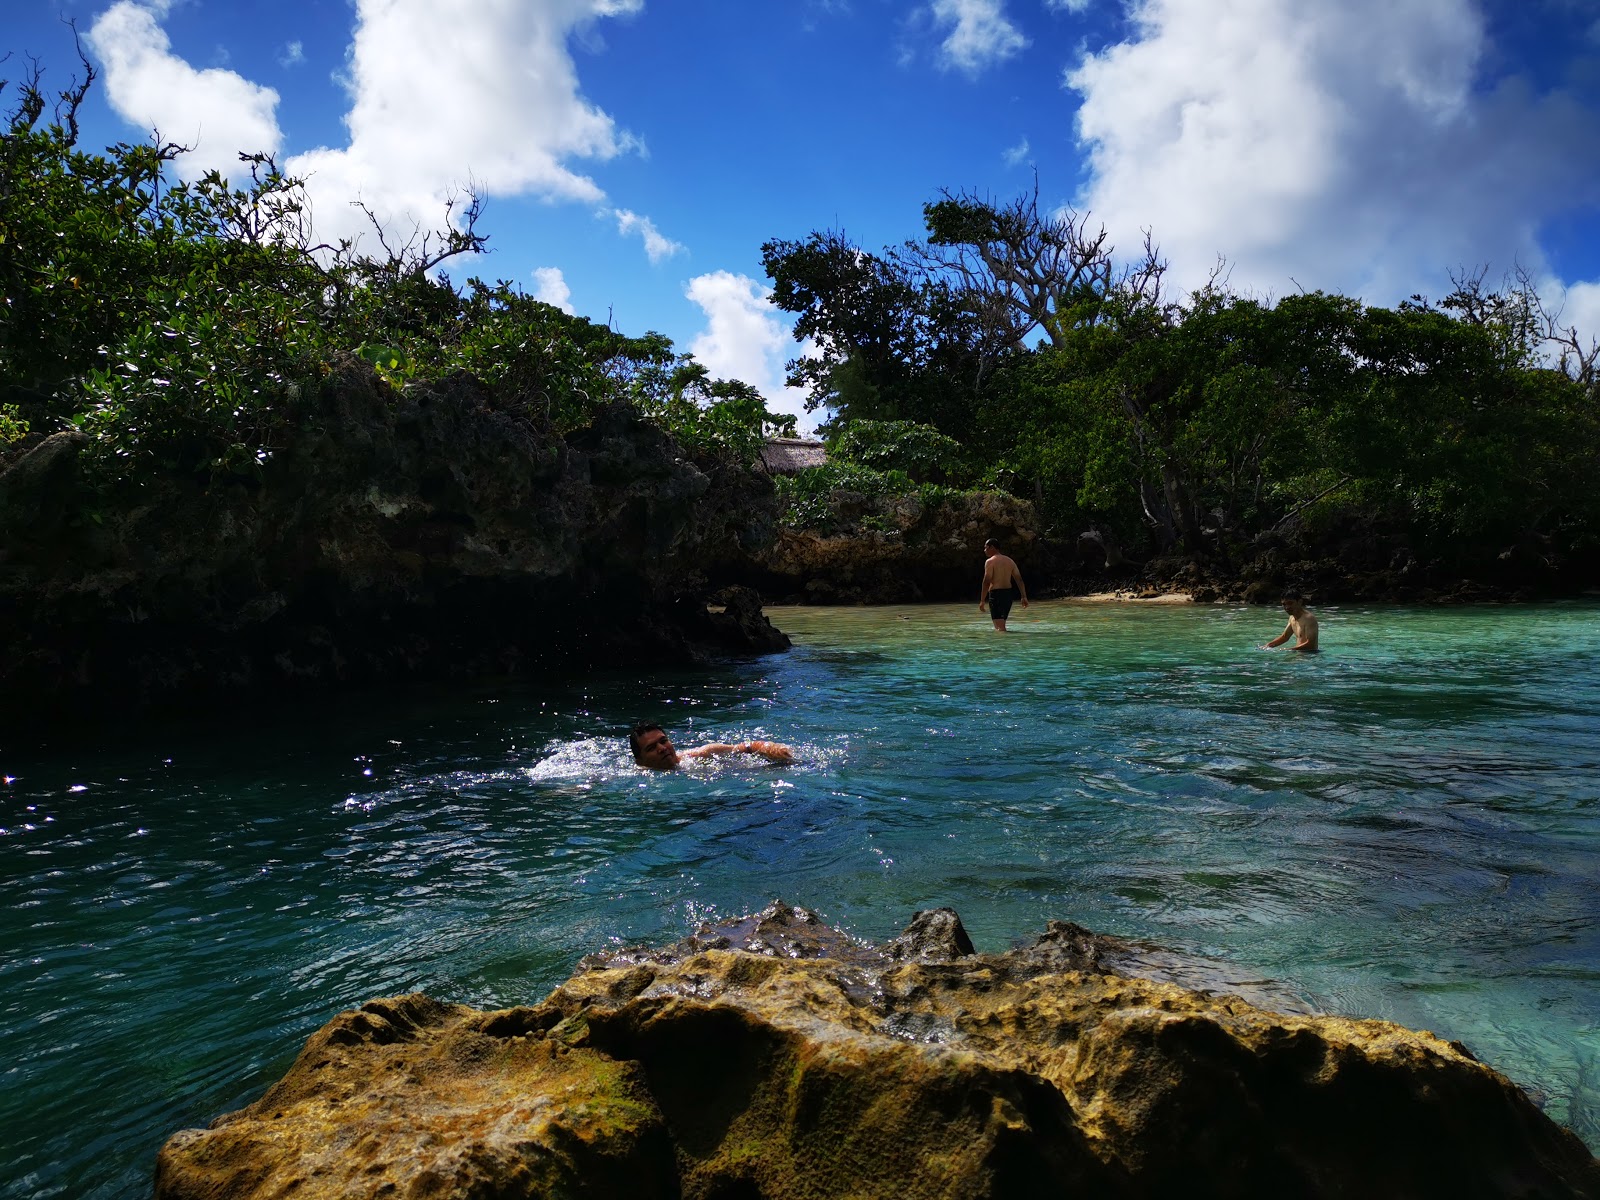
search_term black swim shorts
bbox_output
[988,587,1017,620]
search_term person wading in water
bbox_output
[978,537,1029,632]
[1262,592,1320,653]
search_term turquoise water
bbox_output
[4,600,1599,1196]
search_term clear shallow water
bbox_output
[4,599,1600,1196]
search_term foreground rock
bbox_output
[156,904,1599,1199]
[0,361,787,723]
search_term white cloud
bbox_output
[1065,0,1600,310]
[1046,0,1092,11]
[1541,279,1600,362]
[612,209,685,263]
[283,0,646,254]
[92,0,648,256]
[932,0,1027,74]
[85,1,283,178]
[279,41,305,68]
[531,266,575,313]
[686,272,817,434]
[1003,137,1031,166]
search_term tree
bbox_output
[918,180,1114,352]
[760,230,992,438]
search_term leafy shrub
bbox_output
[74,274,326,479]
[775,462,914,531]
[0,61,787,494]
[826,418,967,483]
[0,402,29,452]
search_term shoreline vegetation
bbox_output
[4,56,1599,722]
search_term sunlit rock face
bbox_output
[155,903,1600,1199]
[754,491,1047,603]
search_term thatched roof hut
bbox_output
[760,438,827,475]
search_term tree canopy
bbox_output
[0,57,793,484]
[763,188,1600,567]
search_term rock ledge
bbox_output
[156,903,1600,1199]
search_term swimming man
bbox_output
[1262,592,1319,653]
[629,723,794,771]
[978,537,1029,632]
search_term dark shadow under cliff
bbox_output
[0,362,789,726]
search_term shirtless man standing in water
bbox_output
[1262,592,1320,653]
[978,537,1029,632]
[629,723,793,771]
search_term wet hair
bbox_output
[628,722,664,763]
[1281,591,1305,604]
[984,538,999,549]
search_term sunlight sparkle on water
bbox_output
[2,600,1598,1198]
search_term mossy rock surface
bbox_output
[156,903,1600,1199]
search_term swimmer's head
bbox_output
[1281,591,1306,612]
[629,722,679,770]
[984,537,1000,553]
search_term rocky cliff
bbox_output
[155,903,1600,1199]
[0,361,788,724]
[750,489,1047,604]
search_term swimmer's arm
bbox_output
[736,740,793,764]
[681,743,738,759]
[978,561,994,609]
[1016,570,1029,606]
[682,741,793,764]
[1262,623,1292,649]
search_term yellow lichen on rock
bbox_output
[155,905,1600,1200]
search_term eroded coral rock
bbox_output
[156,903,1600,1199]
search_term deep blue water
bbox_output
[3,600,1599,1196]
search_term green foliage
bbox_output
[774,462,914,532]
[770,185,1600,564]
[0,58,781,493]
[75,274,325,478]
[625,356,798,463]
[760,230,996,440]
[826,419,967,483]
[0,402,28,451]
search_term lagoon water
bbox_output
[4,599,1600,1196]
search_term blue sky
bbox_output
[8,0,1600,430]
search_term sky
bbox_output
[7,0,1600,432]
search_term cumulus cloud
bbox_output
[91,0,651,258]
[686,272,817,434]
[1046,0,1093,11]
[1543,280,1600,362]
[612,209,686,263]
[279,41,305,68]
[85,0,283,178]
[932,0,1027,74]
[1003,137,1031,166]
[1065,0,1600,311]
[531,266,576,313]
[282,0,647,254]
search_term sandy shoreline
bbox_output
[1071,591,1196,604]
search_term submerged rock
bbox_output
[155,903,1600,1199]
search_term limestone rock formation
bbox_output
[0,361,787,722]
[753,489,1048,603]
[155,903,1600,1199]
